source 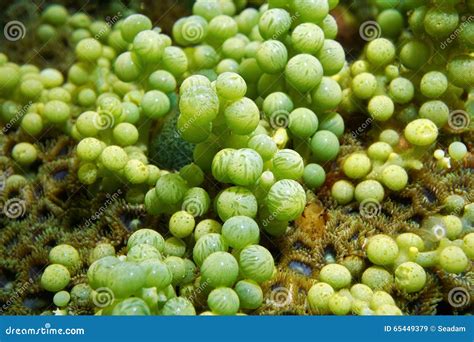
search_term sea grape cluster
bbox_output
[0,0,472,316]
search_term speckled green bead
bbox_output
[354,180,385,203]
[342,153,372,179]
[439,246,468,274]
[419,100,449,128]
[328,292,352,315]
[331,180,355,205]
[367,142,393,161]
[76,137,104,161]
[381,165,408,191]
[169,210,195,238]
[366,235,399,266]
[41,264,71,292]
[11,142,37,166]
[43,100,70,124]
[319,264,351,290]
[308,282,334,314]
[100,145,128,171]
[368,95,394,121]
[361,266,393,291]
[194,219,222,241]
[394,261,426,293]
[89,243,115,263]
[366,38,396,67]
[124,159,149,184]
[49,244,81,270]
[404,119,438,146]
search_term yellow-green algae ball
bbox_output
[366,234,399,266]
[395,261,426,293]
[308,282,334,314]
[318,264,351,290]
[404,118,438,146]
[49,244,81,270]
[41,264,71,292]
[439,246,469,274]
[328,292,352,315]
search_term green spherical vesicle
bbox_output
[234,280,263,310]
[161,297,196,316]
[222,216,260,249]
[41,264,71,292]
[201,252,239,288]
[266,179,306,221]
[208,287,240,315]
[239,245,274,284]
